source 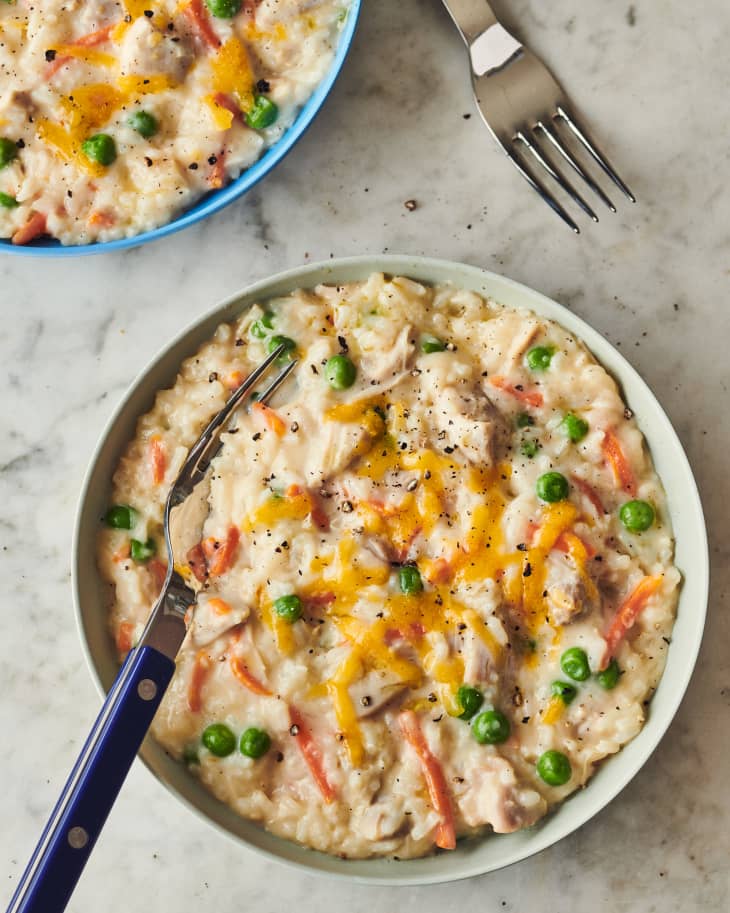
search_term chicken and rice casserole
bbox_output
[0,0,348,245]
[98,274,681,859]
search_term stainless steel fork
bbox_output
[7,343,296,913]
[441,0,635,232]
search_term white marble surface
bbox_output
[1,0,729,910]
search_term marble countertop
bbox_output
[2,0,728,910]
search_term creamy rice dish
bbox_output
[0,0,348,245]
[99,274,680,859]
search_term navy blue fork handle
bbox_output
[6,645,175,913]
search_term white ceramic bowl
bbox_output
[73,256,708,884]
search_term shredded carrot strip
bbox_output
[208,149,227,189]
[45,25,114,78]
[230,655,272,696]
[601,574,663,668]
[304,591,336,609]
[554,531,596,559]
[187,650,212,712]
[183,0,221,49]
[571,475,606,516]
[489,375,543,408]
[74,24,115,47]
[208,597,232,616]
[148,558,168,592]
[186,542,208,582]
[289,706,336,802]
[422,557,453,585]
[206,525,240,578]
[149,435,167,485]
[285,484,330,530]
[602,429,637,495]
[116,621,135,654]
[12,212,47,245]
[252,401,286,436]
[88,210,116,228]
[112,542,131,563]
[398,710,456,850]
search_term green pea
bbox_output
[201,722,236,757]
[525,346,554,371]
[105,504,138,530]
[536,749,572,786]
[240,727,271,759]
[550,680,578,704]
[267,334,296,362]
[0,191,18,208]
[456,685,483,721]
[398,564,423,595]
[325,354,357,390]
[245,95,279,130]
[516,412,534,429]
[130,538,156,562]
[0,138,17,169]
[205,0,241,16]
[596,659,621,690]
[273,594,303,624]
[128,110,158,138]
[560,647,591,682]
[420,334,446,354]
[561,413,589,443]
[472,709,511,744]
[521,439,539,458]
[536,471,569,503]
[619,500,655,533]
[81,133,117,166]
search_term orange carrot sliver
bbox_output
[571,475,606,516]
[230,655,271,696]
[74,24,114,47]
[252,401,286,436]
[554,531,596,559]
[149,436,167,485]
[148,558,168,592]
[399,710,456,850]
[602,574,663,668]
[12,212,47,246]
[183,0,221,49]
[289,706,336,802]
[489,375,543,408]
[208,597,232,616]
[88,210,116,228]
[206,525,240,578]
[602,429,637,496]
[187,650,212,712]
[186,542,208,583]
[116,621,135,654]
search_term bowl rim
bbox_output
[0,1,360,258]
[72,254,709,884]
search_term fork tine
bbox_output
[504,144,580,233]
[556,106,636,202]
[259,358,298,404]
[535,120,616,212]
[516,130,598,222]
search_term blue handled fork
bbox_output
[6,344,296,913]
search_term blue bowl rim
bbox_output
[0,0,360,258]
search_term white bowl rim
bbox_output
[72,254,709,885]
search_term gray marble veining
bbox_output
[1,0,729,910]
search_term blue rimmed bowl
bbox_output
[1,1,360,258]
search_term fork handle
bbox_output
[440,0,499,43]
[5,646,175,913]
